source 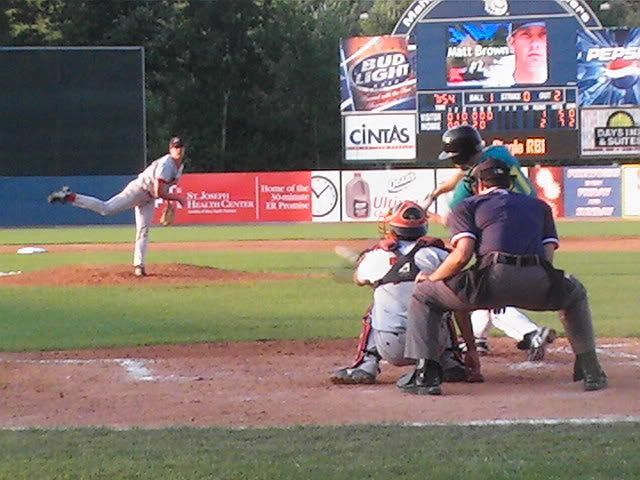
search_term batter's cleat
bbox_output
[133,265,147,277]
[397,360,442,395]
[525,327,557,362]
[459,337,491,356]
[573,351,608,391]
[330,367,376,385]
[47,186,74,204]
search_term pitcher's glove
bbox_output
[160,201,176,226]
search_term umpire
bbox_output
[398,157,607,395]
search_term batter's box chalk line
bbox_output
[0,357,202,383]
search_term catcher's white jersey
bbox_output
[355,240,449,333]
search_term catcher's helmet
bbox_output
[438,125,485,165]
[384,201,427,240]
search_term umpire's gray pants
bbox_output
[404,264,596,361]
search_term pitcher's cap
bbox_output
[169,136,184,147]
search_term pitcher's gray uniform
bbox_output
[48,136,186,275]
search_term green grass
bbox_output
[0,279,369,351]
[0,249,638,351]
[0,424,638,479]
[0,219,638,245]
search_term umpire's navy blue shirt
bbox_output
[448,189,559,257]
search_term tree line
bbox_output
[0,0,636,172]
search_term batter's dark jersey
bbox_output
[447,189,559,257]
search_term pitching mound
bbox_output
[0,263,311,287]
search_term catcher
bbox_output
[331,201,482,385]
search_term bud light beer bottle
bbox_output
[345,173,370,219]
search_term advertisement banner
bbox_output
[344,113,417,161]
[340,35,416,112]
[529,166,564,218]
[580,107,640,156]
[577,28,640,106]
[341,169,435,222]
[153,172,312,224]
[563,166,621,217]
[257,171,312,222]
[311,171,341,222]
[622,165,640,216]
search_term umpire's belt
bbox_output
[480,252,543,268]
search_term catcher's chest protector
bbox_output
[374,242,424,287]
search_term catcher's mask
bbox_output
[380,201,428,240]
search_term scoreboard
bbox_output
[418,87,578,131]
[417,87,580,161]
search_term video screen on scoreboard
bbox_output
[447,21,548,88]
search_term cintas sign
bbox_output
[344,113,416,161]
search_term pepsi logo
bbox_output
[605,58,640,89]
[351,52,411,90]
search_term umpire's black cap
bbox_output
[472,158,511,181]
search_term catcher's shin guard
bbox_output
[350,305,380,368]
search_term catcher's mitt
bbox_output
[160,201,176,226]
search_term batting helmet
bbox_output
[438,125,485,166]
[383,201,427,240]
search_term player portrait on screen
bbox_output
[509,21,548,85]
[446,21,548,87]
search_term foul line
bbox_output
[2,416,640,432]
[405,416,640,427]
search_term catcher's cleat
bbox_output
[525,327,557,362]
[133,265,147,277]
[573,351,608,392]
[397,360,442,395]
[330,367,376,385]
[47,186,74,204]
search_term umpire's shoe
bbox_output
[397,359,442,395]
[330,367,376,385]
[573,350,608,391]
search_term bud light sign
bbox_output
[344,113,417,161]
[350,52,412,90]
[340,35,416,112]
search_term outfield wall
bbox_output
[1,166,639,226]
